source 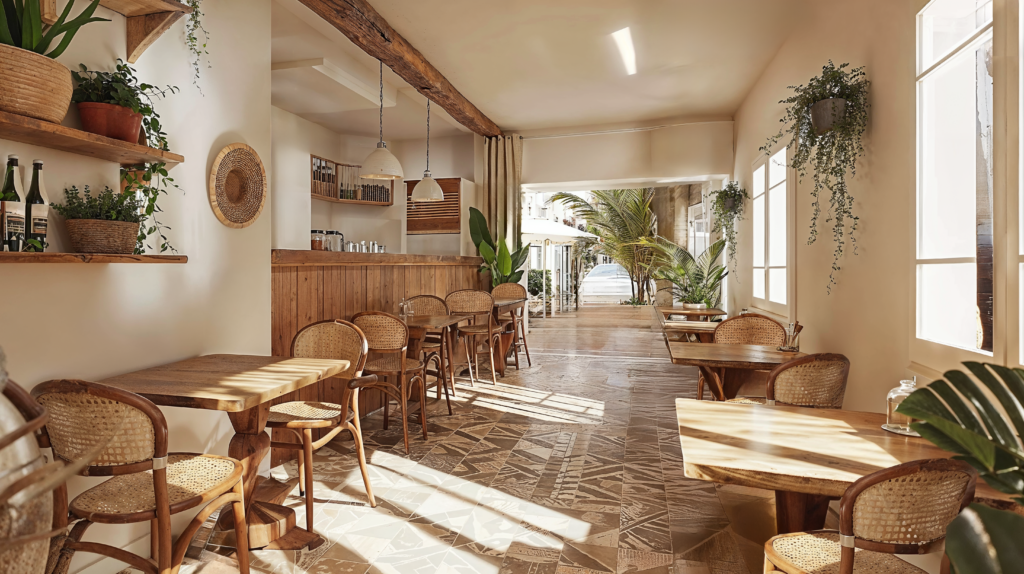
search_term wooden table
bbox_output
[668,342,803,401]
[493,297,527,376]
[406,314,472,390]
[101,354,349,549]
[675,399,1013,534]
[656,306,727,320]
[663,320,718,343]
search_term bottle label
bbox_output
[29,204,48,237]
[1,201,25,238]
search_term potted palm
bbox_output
[0,0,107,123]
[72,60,178,144]
[50,185,143,254]
[651,239,727,310]
[469,207,529,286]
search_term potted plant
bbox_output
[50,185,143,254]
[469,207,529,286]
[651,239,727,310]
[762,61,869,292]
[0,0,107,123]
[72,60,178,144]
[708,181,749,274]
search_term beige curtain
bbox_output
[482,134,523,247]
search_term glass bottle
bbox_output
[1,155,25,252]
[398,298,407,322]
[24,160,47,252]
[886,377,919,433]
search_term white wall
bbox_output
[730,0,923,412]
[0,1,272,571]
[271,107,406,252]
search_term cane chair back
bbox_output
[446,289,494,327]
[291,319,368,380]
[33,380,166,471]
[713,313,786,347]
[768,353,850,408]
[408,295,449,317]
[353,312,409,352]
[492,282,527,301]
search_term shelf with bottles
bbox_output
[310,154,394,206]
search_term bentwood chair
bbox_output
[446,289,500,386]
[728,353,851,408]
[764,459,977,574]
[266,320,383,530]
[353,312,428,452]
[492,282,531,369]
[31,380,249,574]
[701,313,788,401]
[407,295,456,411]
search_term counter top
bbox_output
[271,249,485,267]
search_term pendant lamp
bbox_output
[361,61,404,180]
[410,99,444,202]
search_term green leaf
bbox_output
[497,239,512,276]
[35,0,76,54]
[20,0,37,50]
[984,365,1024,441]
[930,379,987,435]
[0,1,14,45]
[507,270,524,284]
[3,0,22,46]
[44,0,108,58]
[510,244,530,272]
[468,207,494,251]
[947,369,1019,450]
[479,241,496,265]
[946,504,1024,574]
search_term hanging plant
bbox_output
[184,0,210,91]
[762,60,869,292]
[708,181,748,273]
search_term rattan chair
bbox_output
[727,353,850,408]
[492,282,531,369]
[701,313,787,401]
[31,380,249,574]
[353,312,428,453]
[407,295,456,410]
[446,289,500,386]
[764,459,976,574]
[267,320,383,530]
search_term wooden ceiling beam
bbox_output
[295,0,503,138]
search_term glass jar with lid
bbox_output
[883,377,920,436]
[311,230,326,251]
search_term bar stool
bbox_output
[407,294,455,412]
[32,379,250,574]
[446,289,500,386]
[492,282,531,369]
[353,312,428,453]
[267,320,385,531]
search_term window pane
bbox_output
[919,0,992,73]
[919,34,991,259]
[769,268,787,305]
[753,268,765,299]
[918,263,980,350]
[769,182,787,266]
[753,165,765,198]
[753,195,765,267]
[769,149,787,188]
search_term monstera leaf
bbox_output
[945,503,1024,574]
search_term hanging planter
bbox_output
[708,181,749,274]
[762,61,869,292]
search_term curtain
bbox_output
[482,134,523,247]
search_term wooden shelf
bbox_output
[312,194,392,207]
[0,252,187,264]
[99,0,190,17]
[0,111,184,167]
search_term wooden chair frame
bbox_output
[764,459,977,574]
[446,289,500,386]
[406,295,456,410]
[30,380,249,574]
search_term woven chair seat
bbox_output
[364,356,424,373]
[767,532,926,574]
[421,340,441,350]
[457,324,495,335]
[726,397,767,405]
[70,454,240,522]
[267,401,353,426]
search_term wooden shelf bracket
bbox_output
[127,10,188,63]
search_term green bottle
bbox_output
[0,155,25,252]
[24,160,47,252]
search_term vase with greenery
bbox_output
[551,188,658,304]
[50,185,143,254]
[469,207,529,286]
[708,181,748,274]
[651,239,727,309]
[762,60,869,292]
[0,0,107,123]
[895,362,1024,573]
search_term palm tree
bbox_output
[651,238,727,308]
[550,189,659,304]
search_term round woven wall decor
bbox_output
[208,143,267,228]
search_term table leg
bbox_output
[774,491,834,534]
[443,326,457,397]
[697,366,726,401]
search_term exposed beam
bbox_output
[295,0,502,137]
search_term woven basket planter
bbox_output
[0,44,73,124]
[65,220,139,254]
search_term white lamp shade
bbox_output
[411,173,445,202]
[361,143,404,180]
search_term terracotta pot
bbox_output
[0,44,73,123]
[77,102,144,143]
[809,98,847,135]
[65,219,140,254]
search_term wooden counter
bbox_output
[270,249,488,464]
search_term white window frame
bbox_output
[751,147,796,320]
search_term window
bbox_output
[688,203,709,257]
[752,148,789,314]
[915,0,993,353]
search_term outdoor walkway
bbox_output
[184,305,774,574]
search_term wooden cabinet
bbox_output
[405,177,469,235]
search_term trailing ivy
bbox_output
[185,0,210,92]
[762,61,869,292]
[708,181,748,274]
